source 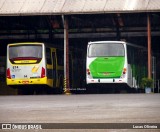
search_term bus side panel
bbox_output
[46,64,53,87]
[46,48,64,88]
[126,44,148,88]
[46,47,54,88]
[55,49,64,88]
[127,64,133,87]
[52,51,56,87]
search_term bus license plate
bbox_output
[22,80,29,84]
[103,72,109,75]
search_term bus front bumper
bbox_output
[6,77,47,85]
[87,78,127,84]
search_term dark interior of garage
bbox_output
[0,12,160,94]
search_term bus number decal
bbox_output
[11,66,21,72]
[13,66,18,69]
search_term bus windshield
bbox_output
[9,45,42,60]
[88,43,125,57]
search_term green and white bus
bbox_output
[86,41,147,88]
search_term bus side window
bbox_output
[46,48,52,65]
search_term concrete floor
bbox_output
[0,94,160,132]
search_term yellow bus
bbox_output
[6,42,64,93]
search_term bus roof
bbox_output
[88,41,125,45]
[8,42,44,46]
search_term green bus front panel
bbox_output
[89,57,125,78]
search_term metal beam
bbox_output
[0,31,160,39]
[1,26,160,33]
[53,31,160,38]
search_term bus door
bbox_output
[52,52,57,87]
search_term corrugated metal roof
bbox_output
[82,0,107,13]
[41,0,66,13]
[62,0,86,13]
[0,0,159,16]
[104,0,150,11]
[0,0,5,10]
[0,0,25,15]
[148,0,160,11]
[20,0,46,13]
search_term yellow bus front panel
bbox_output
[7,77,47,85]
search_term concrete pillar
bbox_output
[147,14,152,79]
